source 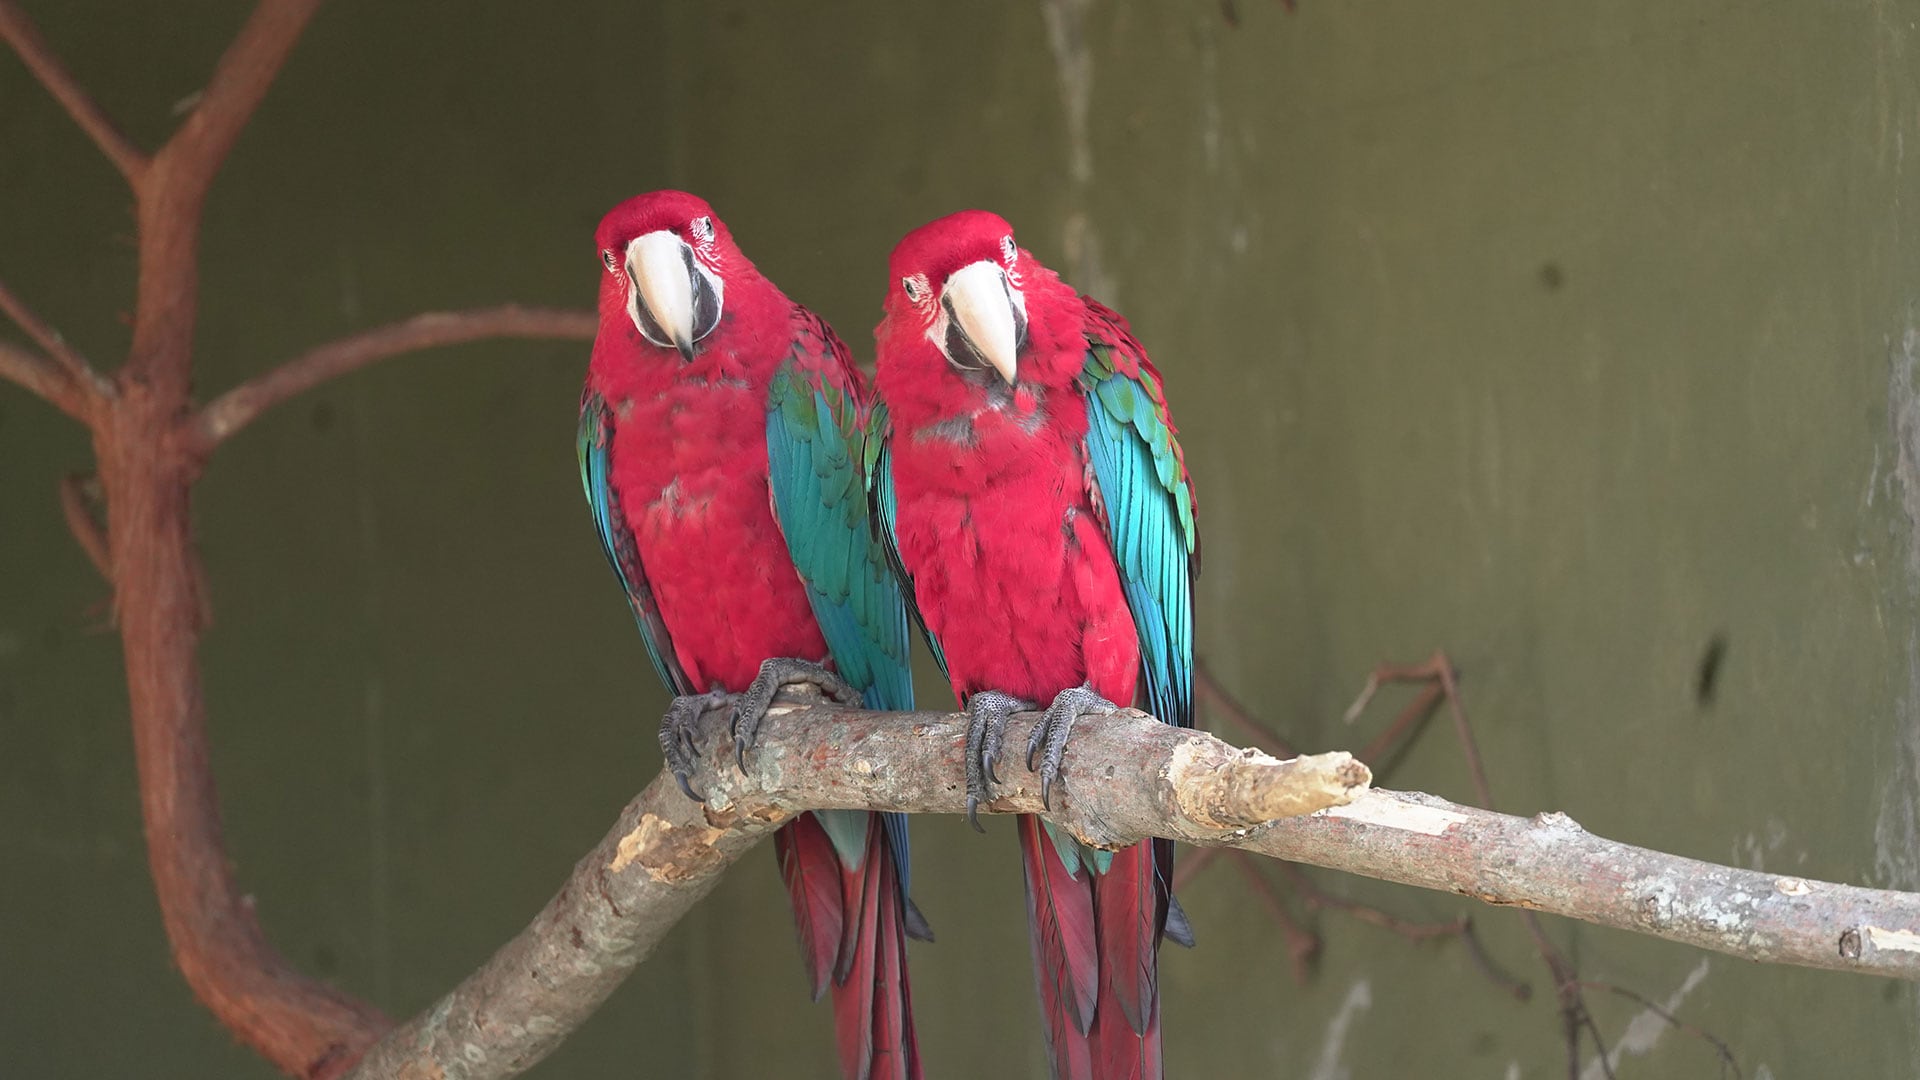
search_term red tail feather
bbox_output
[776,814,844,1000]
[778,811,921,1080]
[1091,841,1165,1080]
[1019,814,1099,1080]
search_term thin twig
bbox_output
[0,277,109,394]
[0,340,88,421]
[1574,981,1743,1079]
[1229,851,1319,984]
[0,0,150,183]
[1172,843,1222,891]
[59,472,110,581]
[190,306,597,451]
[1196,657,1298,757]
[1355,681,1445,768]
[1275,860,1532,1000]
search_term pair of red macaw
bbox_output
[579,191,1198,1080]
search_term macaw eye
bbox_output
[902,275,927,303]
[601,249,620,273]
[1000,235,1017,264]
[688,216,714,244]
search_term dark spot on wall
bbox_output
[310,401,336,432]
[1538,262,1565,292]
[1696,633,1727,706]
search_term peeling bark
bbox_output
[343,698,1920,1079]
[342,699,1368,1080]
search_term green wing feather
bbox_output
[1077,300,1198,730]
[765,317,915,715]
[578,390,694,697]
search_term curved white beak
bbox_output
[942,261,1021,385]
[627,230,698,359]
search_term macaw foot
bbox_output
[733,657,862,769]
[659,686,729,802]
[962,690,1037,833]
[1025,682,1117,809]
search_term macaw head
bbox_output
[594,190,734,361]
[881,209,1036,387]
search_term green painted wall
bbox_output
[5,1,1920,1075]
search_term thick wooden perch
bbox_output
[342,698,1369,1080]
[341,697,1920,1080]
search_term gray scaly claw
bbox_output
[659,686,729,802]
[733,657,861,770]
[963,690,1035,832]
[1026,682,1115,809]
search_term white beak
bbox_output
[627,230,697,356]
[943,261,1021,385]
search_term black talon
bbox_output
[733,657,860,769]
[1027,683,1115,809]
[963,690,1033,833]
[658,686,728,804]
[982,721,1005,785]
[673,770,703,803]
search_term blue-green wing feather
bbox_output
[1078,304,1198,731]
[867,406,949,682]
[766,314,917,885]
[766,346,914,714]
[578,390,695,697]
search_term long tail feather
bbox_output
[776,814,844,1000]
[1019,814,1098,1080]
[1090,839,1168,1080]
[779,811,922,1080]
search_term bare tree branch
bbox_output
[0,277,104,386]
[158,0,324,193]
[59,472,110,581]
[0,339,88,421]
[189,306,598,451]
[341,698,1368,1080]
[341,698,1920,1080]
[0,0,150,183]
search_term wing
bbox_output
[1077,298,1199,730]
[866,402,950,683]
[764,310,917,715]
[578,388,696,697]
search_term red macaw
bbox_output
[871,210,1199,1080]
[578,190,927,1080]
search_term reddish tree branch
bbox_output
[0,0,150,183]
[0,277,108,394]
[0,339,89,421]
[58,472,111,580]
[190,307,599,451]
[158,0,323,195]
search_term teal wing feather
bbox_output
[866,403,949,682]
[765,313,915,715]
[1077,299,1199,730]
[578,389,695,697]
[766,311,920,888]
